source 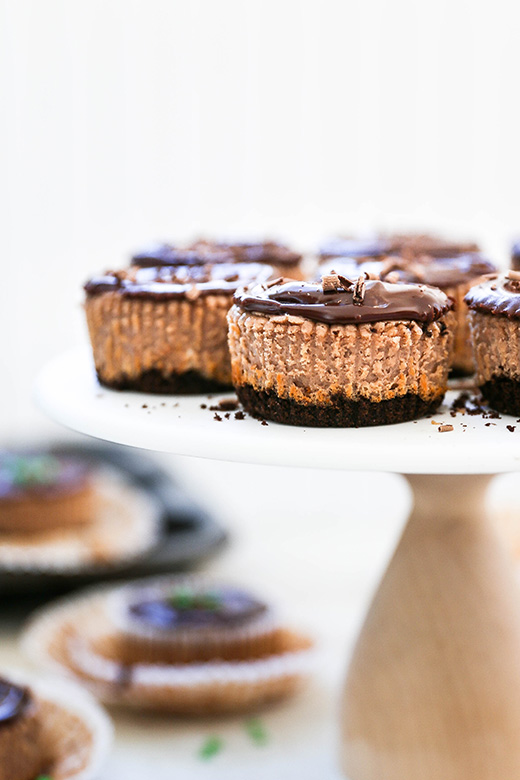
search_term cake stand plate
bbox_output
[35,348,520,780]
[35,347,520,474]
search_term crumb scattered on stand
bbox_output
[213,413,222,422]
[234,411,245,420]
[438,424,453,433]
[141,404,148,409]
[507,425,516,433]
[200,404,207,409]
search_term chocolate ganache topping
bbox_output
[131,242,232,268]
[0,678,31,726]
[465,272,520,319]
[85,263,272,300]
[234,276,452,325]
[319,233,479,261]
[0,452,89,501]
[132,239,301,268]
[128,586,267,631]
[319,253,496,290]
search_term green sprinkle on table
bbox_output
[199,735,224,760]
[245,717,269,746]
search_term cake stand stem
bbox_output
[341,473,520,780]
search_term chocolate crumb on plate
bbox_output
[507,425,516,433]
[213,413,222,422]
[438,424,454,432]
[234,411,246,420]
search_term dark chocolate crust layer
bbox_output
[480,376,520,416]
[97,369,231,394]
[234,278,452,325]
[236,384,443,427]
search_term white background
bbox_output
[2,2,520,777]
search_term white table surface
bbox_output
[1,460,519,779]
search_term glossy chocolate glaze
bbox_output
[0,452,90,501]
[128,587,267,631]
[319,253,496,289]
[235,278,453,325]
[85,263,273,300]
[0,678,31,726]
[465,273,520,319]
[319,233,479,261]
[131,243,232,268]
[202,240,302,267]
[132,240,301,268]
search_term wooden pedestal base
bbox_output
[342,474,520,780]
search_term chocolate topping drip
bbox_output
[128,586,267,631]
[465,272,520,318]
[0,452,90,501]
[132,240,301,268]
[85,263,272,300]
[0,678,31,726]
[319,253,496,289]
[235,278,452,325]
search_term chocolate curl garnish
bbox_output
[322,273,341,293]
[507,270,520,282]
[385,271,400,284]
[353,274,367,305]
[266,276,284,288]
[337,274,354,290]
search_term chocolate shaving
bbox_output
[266,277,284,288]
[337,274,354,290]
[353,274,366,305]
[438,424,454,432]
[234,411,245,420]
[507,424,516,433]
[507,270,520,281]
[321,273,340,293]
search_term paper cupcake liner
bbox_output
[23,589,316,716]
[0,471,160,573]
[3,669,112,780]
[85,292,233,388]
[107,574,282,664]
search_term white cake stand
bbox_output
[36,347,520,780]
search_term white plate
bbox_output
[34,347,520,474]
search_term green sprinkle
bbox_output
[35,775,53,780]
[245,717,269,746]
[168,588,221,612]
[198,735,224,760]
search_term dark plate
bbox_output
[0,442,227,597]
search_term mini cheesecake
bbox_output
[132,239,304,279]
[228,274,454,427]
[466,271,520,415]
[0,677,45,780]
[0,673,111,780]
[319,252,496,375]
[108,578,280,665]
[24,579,315,716]
[0,453,95,534]
[84,262,272,393]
